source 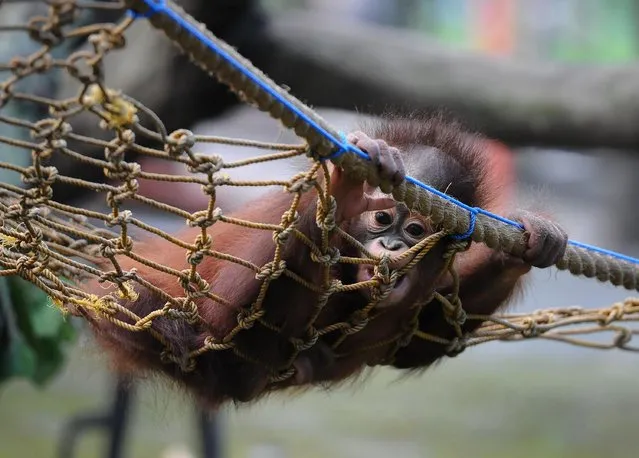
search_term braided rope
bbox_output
[123,0,639,291]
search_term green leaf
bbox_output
[0,332,37,384]
[29,338,67,385]
[0,275,76,386]
[9,276,63,339]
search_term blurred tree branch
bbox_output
[266,11,639,151]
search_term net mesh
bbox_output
[0,0,637,388]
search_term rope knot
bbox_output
[132,318,153,330]
[317,196,337,232]
[602,302,626,324]
[375,255,391,280]
[29,53,54,74]
[310,247,340,266]
[530,309,554,323]
[445,337,467,357]
[287,175,316,194]
[521,317,540,338]
[291,328,319,352]
[98,243,118,259]
[15,255,36,274]
[210,173,231,187]
[179,271,210,298]
[191,234,212,253]
[188,207,222,228]
[8,56,30,77]
[116,235,134,253]
[280,209,299,227]
[273,225,294,244]
[27,16,63,46]
[105,209,133,227]
[179,300,200,324]
[50,0,77,27]
[104,140,131,167]
[68,53,100,84]
[165,305,199,323]
[237,308,265,330]
[317,279,341,305]
[17,228,43,253]
[105,131,135,159]
[88,28,127,53]
[440,294,467,326]
[98,269,138,287]
[21,165,59,188]
[31,118,71,142]
[256,261,286,282]
[188,154,223,174]
[3,204,24,220]
[186,249,208,266]
[105,183,137,205]
[204,336,234,351]
[368,257,396,302]
[166,129,195,157]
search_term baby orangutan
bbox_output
[86,115,568,407]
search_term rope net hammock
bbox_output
[1,0,638,395]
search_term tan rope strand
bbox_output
[121,0,639,292]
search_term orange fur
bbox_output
[85,115,557,408]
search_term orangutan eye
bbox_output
[374,211,393,226]
[405,223,425,238]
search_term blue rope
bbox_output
[127,0,639,267]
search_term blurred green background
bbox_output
[268,0,639,63]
